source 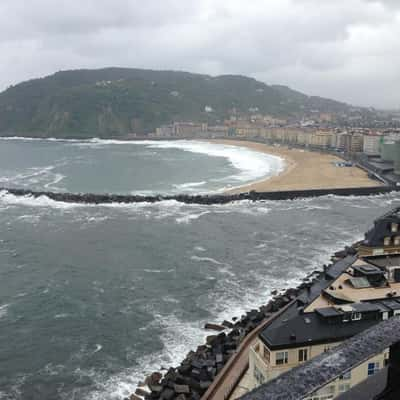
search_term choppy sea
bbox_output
[0,137,398,399]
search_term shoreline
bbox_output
[130,243,359,400]
[204,139,380,193]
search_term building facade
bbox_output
[248,207,400,399]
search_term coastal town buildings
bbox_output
[363,134,382,156]
[156,122,208,137]
[154,115,400,185]
[247,207,400,400]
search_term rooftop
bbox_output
[241,317,400,400]
[259,303,379,350]
[305,258,400,311]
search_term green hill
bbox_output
[0,68,350,138]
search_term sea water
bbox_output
[0,138,398,399]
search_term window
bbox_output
[318,385,335,397]
[263,346,271,364]
[342,314,350,323]
[324,345,331,353]
[351,312,362,321]
[391,223,398,233]
[276,351,288,365]
[338,383,351,393]
[384,237,391,246]
[339,370,351,380]
[382,311,389,320]
[299,348,308,362]
[395,236,400,246]
[368,362,380,376]
[253,365,265,385]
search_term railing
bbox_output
[239,317,400,400]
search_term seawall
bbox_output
[0,185,398,205]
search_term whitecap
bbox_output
[143,268,174,274]
[54,313,69,319]
[138,140,285,184]
[175,211,209,224]
[173,181,206,190]
[0,304,10,319]
[0,190,78,209]
[190,255,223,265]
[194,246,206,252]
[93,344,103,354]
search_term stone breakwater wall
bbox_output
[127,246,357,400]
[129,287,300,400]
[0,186,398,205]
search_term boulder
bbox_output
[221,320,234,329]
[206,335,218,345]
[135,388,150,397]
[178,363,191,375]
[191,360,204,370]
[160,388,175,400]
[204,323,225,332]
[148,384,163,393]
[146,372,163,386]
[191,368,201,379]
[199,381,212,390]
[174,384,190,394]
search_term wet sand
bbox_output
[206,139,380,193]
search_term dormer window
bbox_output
[391,223,398,233]
[384,237,391,246]
[351,312,362,321]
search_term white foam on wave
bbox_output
[190,255,223,265]
[0,190,185,211]
[0,304,10,319]
[0,136,82,143]
[85,313,207,400]
[0,162,67,192]
[139,140,285,184]
[190,255,235,277]
[173,181,207,190]
[0,190,78,210]
[175,211,210,224]
[41,193,399,399]
[194,246,206,252]
[69,138,285,191]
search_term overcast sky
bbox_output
[0,0,399,108]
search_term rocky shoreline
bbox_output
[126,245,358,400]
[0,186,397,206]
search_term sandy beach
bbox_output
[206,139,380,193]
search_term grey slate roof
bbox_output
[297,255,357,305]
[259,310,380,350]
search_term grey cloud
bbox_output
[0,0,399,108]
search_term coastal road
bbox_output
[200,300,296,400]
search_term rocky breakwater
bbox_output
[126,244,358,400]
[126,290,295,400]
[127,288,310,400]
[0,185,397,206]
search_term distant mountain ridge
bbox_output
[0,67,350,138]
